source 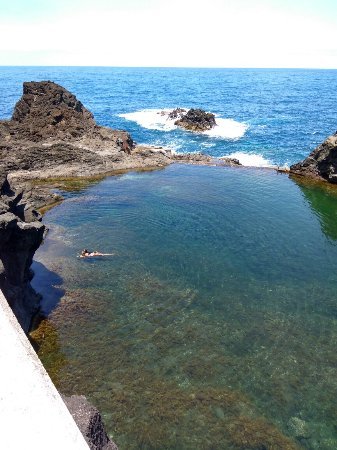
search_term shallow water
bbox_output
[32,165,337,449]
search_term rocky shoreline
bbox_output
[290,131,337,183]
[1,81,241,185]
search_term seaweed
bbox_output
[226,416,300,449]
[29,319,66,387]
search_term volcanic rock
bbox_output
[168,108,186,120]
[0,174,45,332]
[11,81,96,141]
[290,132,337,183]
[219,157,242,166]
[0,82,236,181]
[63,395,118,450]
[174,108,217,132]
[0,81,136,180]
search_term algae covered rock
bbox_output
[288,416,311,439]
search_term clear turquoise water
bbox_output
[32,165,337,449]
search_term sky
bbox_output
[0,0,336,68]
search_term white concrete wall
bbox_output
[0,290,89,450]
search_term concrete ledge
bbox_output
[0,290,89,450]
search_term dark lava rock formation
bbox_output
[11,81,96,140]
[174,108,217,132]
[167,108,186,120]
[290,132,337,183]
[0,81,136,180]
[0,171,45,332]
[63,395,118,450]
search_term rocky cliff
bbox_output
[11,81,96,140]
[0,81,138,180]
[290,132,337,183]
[0,171,46,332]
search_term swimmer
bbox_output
[79,249,114,258]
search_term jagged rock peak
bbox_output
[290,131,337,183]
[11,81,96,139]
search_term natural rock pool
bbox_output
[31,164,337,449]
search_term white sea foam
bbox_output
[204,118,248,140]
[201,142,216,148]
[119,109,177,131]
[226,152,273,168]
[119,109,248,139]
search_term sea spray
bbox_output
[119,109,248,140]
[226,151,273,167]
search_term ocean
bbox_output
[1,67,337,167]
[2,67,337,449]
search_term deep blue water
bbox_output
[0,67,337,166]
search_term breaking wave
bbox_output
[119,109,248,140]
[226,152,273,168]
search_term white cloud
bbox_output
[0,0,336,67]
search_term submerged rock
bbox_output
[63,395,118,450]
[174,108,217,132]
[290,132,337,183]
[287,417,311,439]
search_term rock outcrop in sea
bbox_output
[290,131,337,183]
[173,108,217,132]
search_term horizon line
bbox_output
[0,65,337,70]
